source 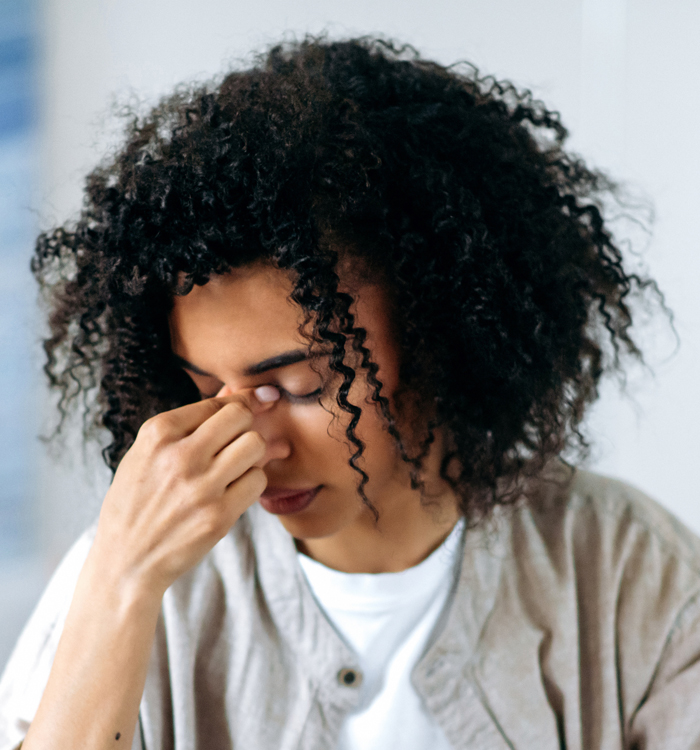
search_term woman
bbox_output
[2,36,699,749]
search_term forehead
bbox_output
[168,263,397,379]
[168,265,305,364]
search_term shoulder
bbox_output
[507,464,700,625]
[516,463,700,578]
[461,465,700,739]
[555,470,700,740]
[0,527,95,748]
[567,467,700,569]
[513,465,700,720]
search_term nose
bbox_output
[216,384,292,466]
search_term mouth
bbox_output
[259,485,322,516]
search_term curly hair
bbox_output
[32,36,660,522]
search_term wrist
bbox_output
[79,538,165,626]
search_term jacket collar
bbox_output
[247,505,362,745]
[247,504,515,748]
[412,511,516,749]
[413,466,575,749]
[247,470,570,750]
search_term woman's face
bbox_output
[168,263,456,570]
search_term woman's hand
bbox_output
[22,391,274,750]
[92,391,272,599]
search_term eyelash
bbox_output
[280,386,323,404]
[199,386,323,404]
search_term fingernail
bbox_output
[254,385,281,403]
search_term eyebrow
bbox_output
[172,349,310,378]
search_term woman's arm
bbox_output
[627,591,700,748]
[21,548,161,750]
[21,392,270,750]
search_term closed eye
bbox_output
[279,386,323,405]
[198,386,323,403]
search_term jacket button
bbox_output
[337,668,362,687]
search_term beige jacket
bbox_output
[2,466,700,749]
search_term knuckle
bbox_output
[164,442,192,478]
[198,507,225,538]
[138,414,171,445]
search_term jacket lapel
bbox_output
[413,510,563,749]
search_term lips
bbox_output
[259,486,321,515]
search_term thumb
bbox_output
[214,384,281,414]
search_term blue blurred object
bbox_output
[0,0,38,559]
[0,34,34,136]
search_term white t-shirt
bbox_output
[297,519,465,750]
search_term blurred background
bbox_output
[1,0,699,670]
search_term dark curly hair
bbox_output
[32,36,660,522]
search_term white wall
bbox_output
[32,0,700,569]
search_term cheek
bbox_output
[338,397,400,476]
[289,361,400,475]
[292,399,390,467]
[291,404,347,459]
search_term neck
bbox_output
[296,488,461,573]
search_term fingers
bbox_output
[136,398,227,445]
[192,385,280,457]
[217,383,281,404]
[210,429,266,487]
[191,399,255,458]
[137,387,276,447]
[98,384,275,597]
[221,466,268,521]
[187,384,282,459]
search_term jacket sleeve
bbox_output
[0,532,93,750]
[628,590,700,749]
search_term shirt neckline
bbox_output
[297,518,466,610]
